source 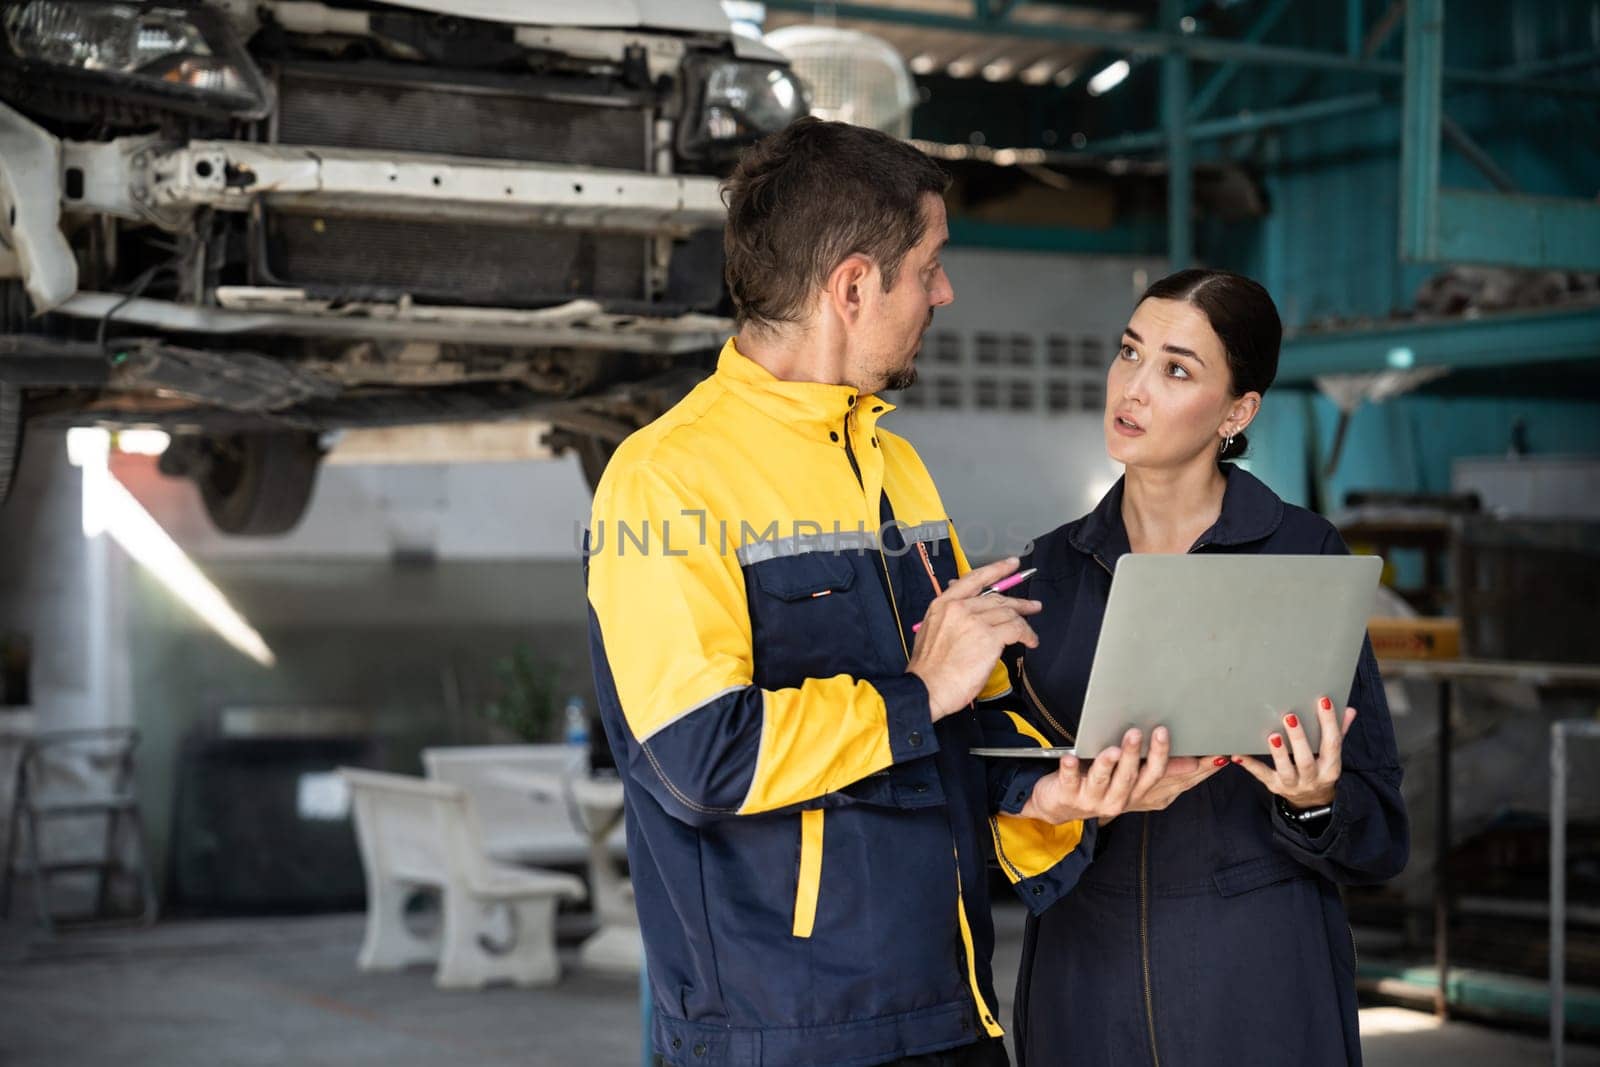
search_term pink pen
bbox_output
[911,568,1037,634]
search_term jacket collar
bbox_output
[713,337,895,440]
[1068,464,1285,560]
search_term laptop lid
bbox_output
[1068,553,1381,758]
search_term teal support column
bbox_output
[1347,0,1363,58]
[1162,0,1191,269]
[1399,0,1444,263]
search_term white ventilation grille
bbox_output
[896,329,1112,415]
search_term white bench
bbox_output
[339,767,586,989]
[424,745,641,974]
[421,744,625,867]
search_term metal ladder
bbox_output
[1,727,158,934]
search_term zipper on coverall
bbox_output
[846,410,1003,1039]
[1103,536,1211,1067]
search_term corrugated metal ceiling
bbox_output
[763,1,1146,87]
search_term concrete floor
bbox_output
[1,906,1594,1067]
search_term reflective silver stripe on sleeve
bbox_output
[736,529,878,566]
[899,520,952,547]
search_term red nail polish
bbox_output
[1320,696,1333,712]
[1285,714,1299,729]
[1213,757,1228,768]
[1270,735,1283,749]
[1231,756,1244,764]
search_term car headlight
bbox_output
[2,1,271,119]
[680,58,810,160]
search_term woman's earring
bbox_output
[1221,433,1234,454]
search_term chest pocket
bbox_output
[746,552,874,690]
[753,551,856,600]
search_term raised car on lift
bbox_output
[0,0,807,533]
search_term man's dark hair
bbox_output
[1138,268,1282,463]
[722,117,951,330]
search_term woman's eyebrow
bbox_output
[1163,344,1205,367]
[1124,327,1206,368]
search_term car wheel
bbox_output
[163,431,324,536]
[0,385,21,509]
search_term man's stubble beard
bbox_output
[883,310,935,392]
[884,364,918,392]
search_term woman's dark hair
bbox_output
[1137,268,1282,462]
[722,117,951,330]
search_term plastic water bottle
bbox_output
[563,695,590,772]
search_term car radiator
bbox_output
[261,62,654,307]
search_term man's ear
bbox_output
[824,254,876,325]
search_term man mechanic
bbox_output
[586,117,1188,1067]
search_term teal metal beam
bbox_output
[1162,0,1190,270]
[761,1,1600,97]
[1434,191,1600,271]
[1399,0,1444,263]
[1439,114,1519,193]
[1188,0,1294,120]
[1503,49,1600,77]
[1401,0,1600,271]
[1445,65,1600,98]
[1083,91,1385,154]
[1277,306,1600,386]
[1346,0,1363,59]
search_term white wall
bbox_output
[892,410,1121,559]
[937,247,1160,337]
[0,431,130,730]
[887,248,1163,552]
[120,450,595,563]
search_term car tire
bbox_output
[185,432,324,537]
[0,385,21,510]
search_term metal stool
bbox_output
[1,727,158,933]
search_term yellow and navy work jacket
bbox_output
[586,339,1092,1067]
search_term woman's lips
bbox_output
[1112,415,1144,437]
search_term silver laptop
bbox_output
[972,553,1381,759]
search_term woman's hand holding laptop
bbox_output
[1017,724,1228,826]
[1231,695,1359,812]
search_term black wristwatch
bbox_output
[1276,795,1334,825]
